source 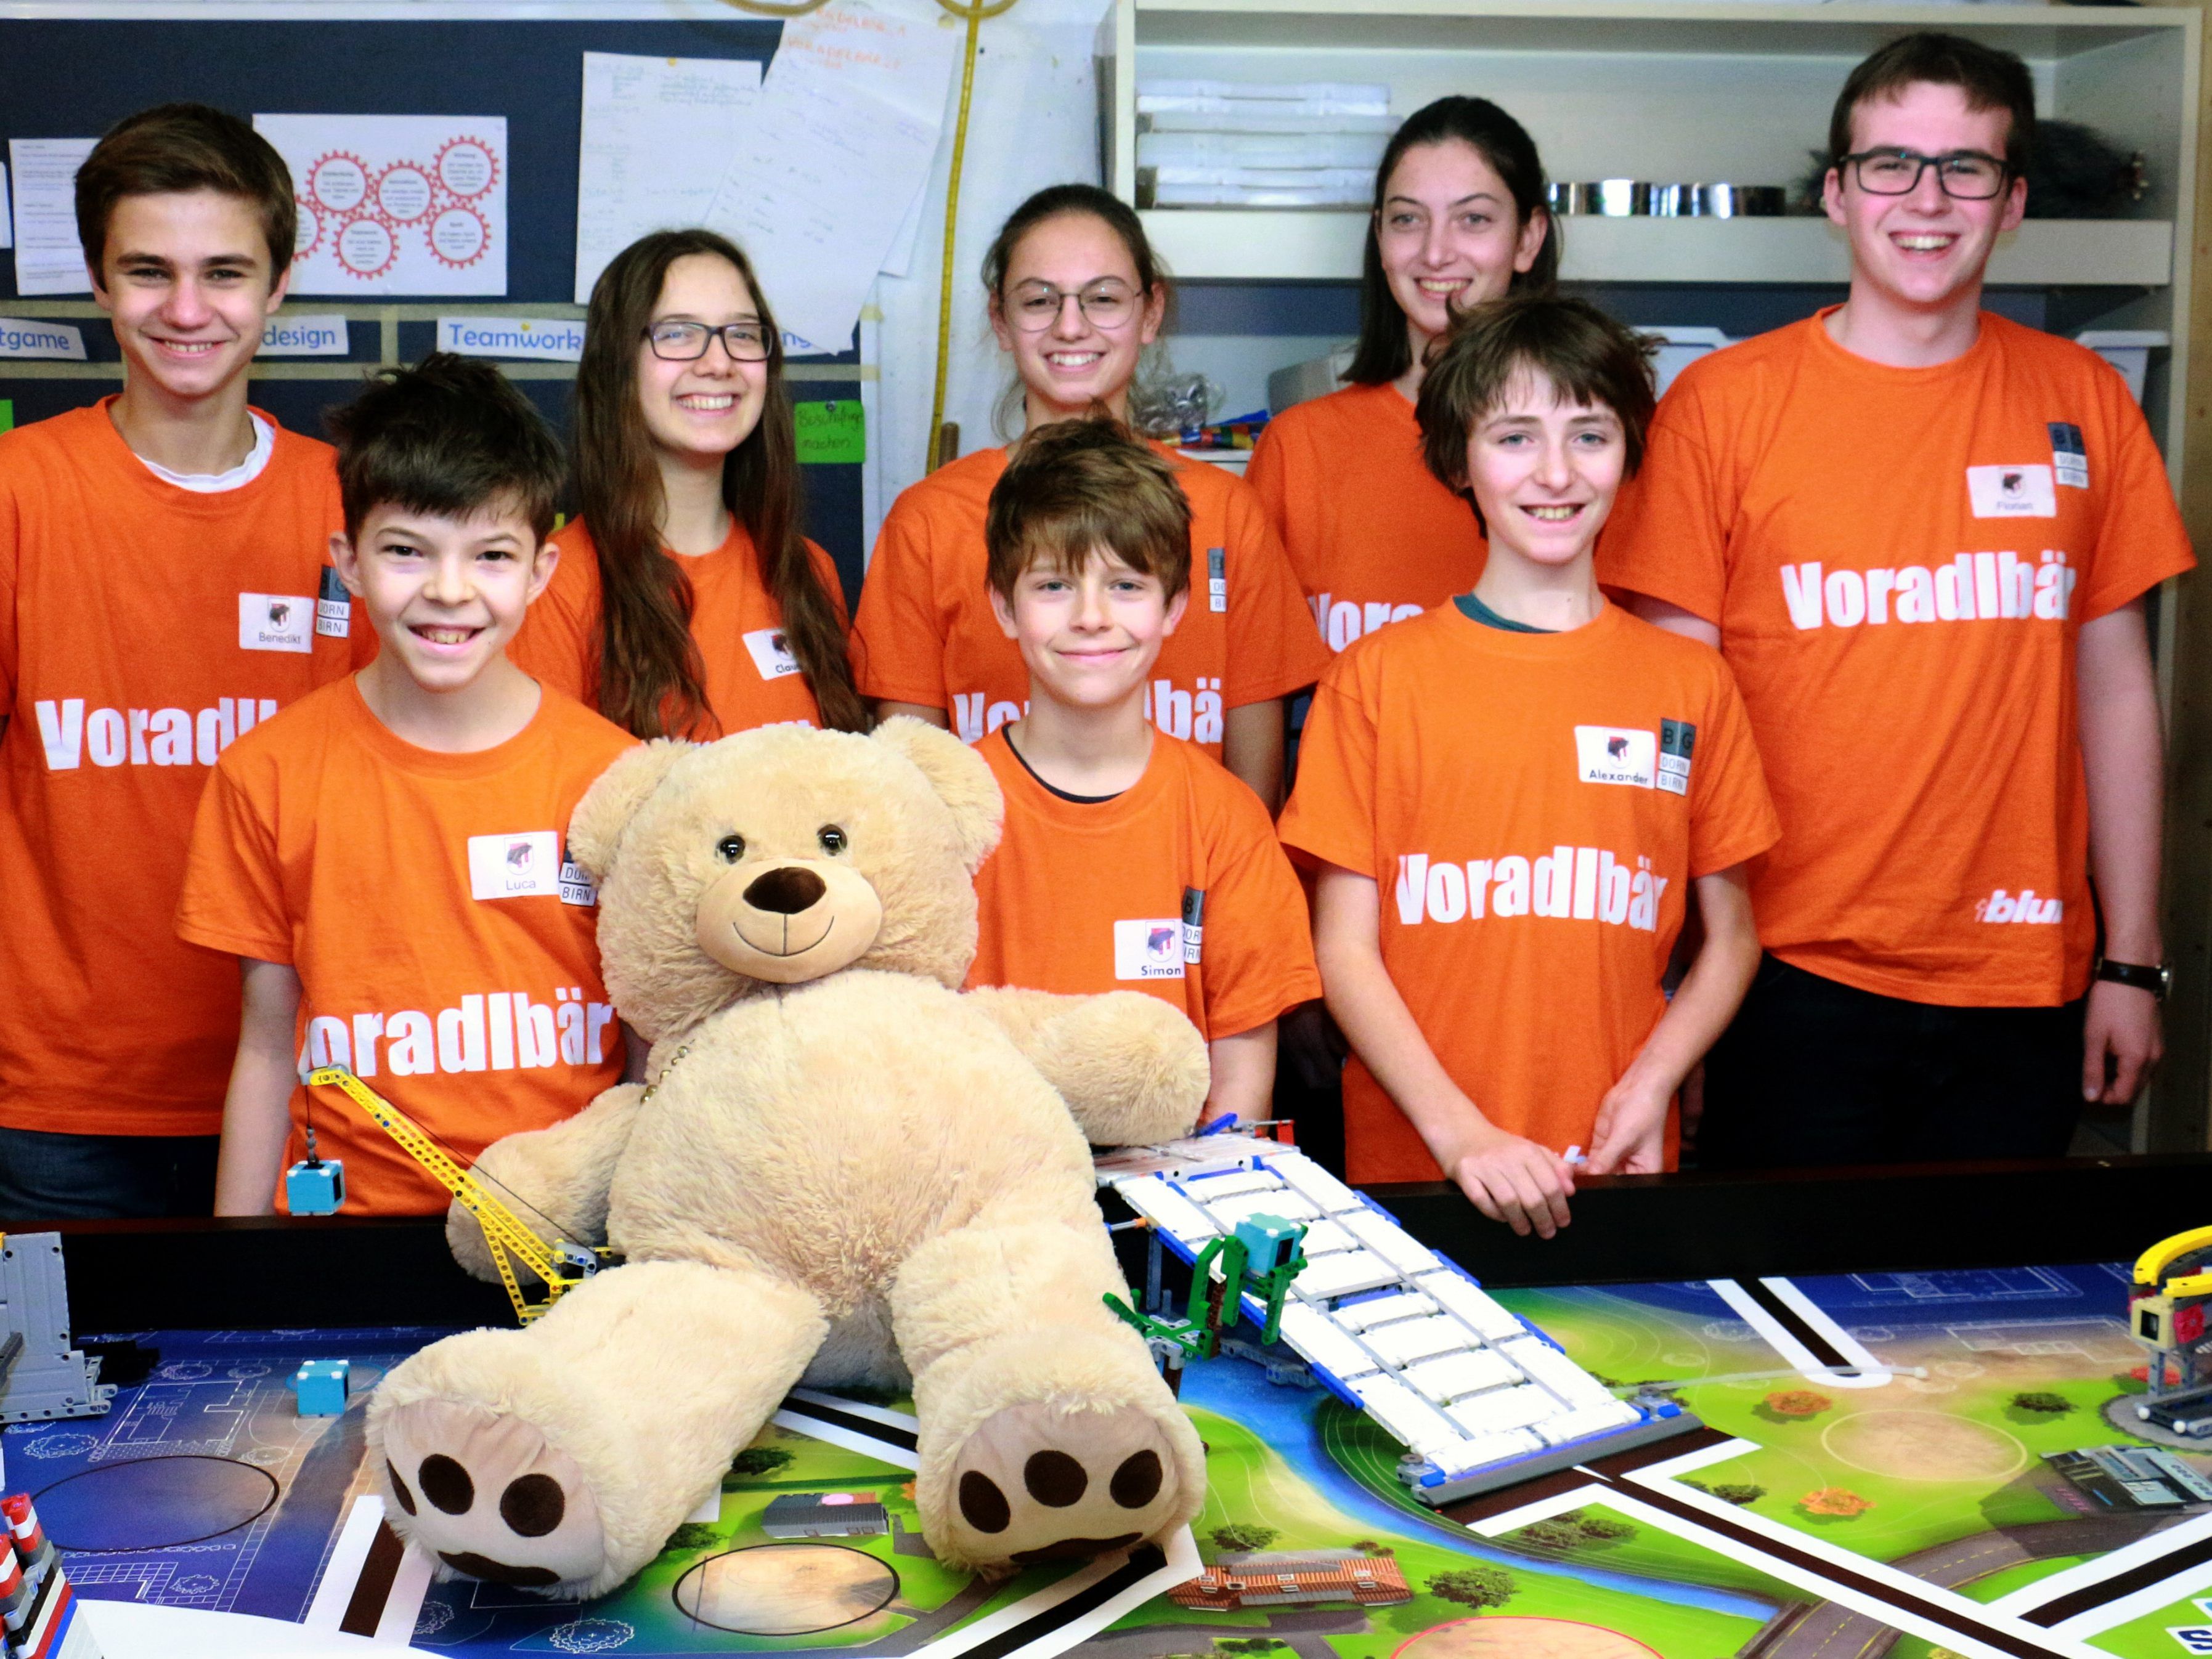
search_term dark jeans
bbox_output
[0,1126,220,1221]
[1699,954,2086,1170]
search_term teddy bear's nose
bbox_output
[744,866,827,915]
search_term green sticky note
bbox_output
[794,399,864,464]
[0,401,12,435]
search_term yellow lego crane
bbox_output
[306,1066,615,1324]
[2129,1224,2212,1436]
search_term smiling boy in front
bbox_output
[1280,295,1778,1237]
[177,355,640,1215]
[966,418,1318,1128]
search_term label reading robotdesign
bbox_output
[1657,719,1696,797]
[1967,464,2056,519]
[239,592,314,654]
[1574,726,1657,789]
[315,566,352,639]
[468,830,559,901]
[2049,422,2089,489]
[1114,917,1187,980]
[742,626,803,681]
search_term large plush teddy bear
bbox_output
[364,719,1211,1598]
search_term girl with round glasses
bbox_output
[1247,97,1558,657]
[853,184,1325,807]
[510,229,864,738]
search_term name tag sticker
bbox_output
[1113,917,1187,981]
[558,853,599,907]
[1967,463,2056,519]
[468,830,559,901]
[1657,718,1696,797]
[742,626,803,681]
[1574,726,1657,789]
[238,592,314,654]
[1207,546,1227,614]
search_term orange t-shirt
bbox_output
[176,678,638,1214]
[1598,310,2196,1006]
[969,729,1320,1040]
[852,442,1328,756]
[0,400,356,1138]
[1246,381,1487,653]
[1279,602,1779,1183]
[510,517,848,737]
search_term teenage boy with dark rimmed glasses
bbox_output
[1598,32,2194,1169]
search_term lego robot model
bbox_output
[1105,1214,1307,1391]
[295,1067,617,1326]
[2129,1224,2212,1435]
[0,1493,99,1659]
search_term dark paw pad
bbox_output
[438,1549,561,1589]
[1012,1531,1142,1565]
[500,1473,566,1538]
[1109,1450,1161,1508]
[1024,1451,1088,1507]
[388,1459,417,1516]
[419,1453,475,1515]
[959,1470,1010,1533]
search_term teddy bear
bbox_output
[364,718,1212,1599]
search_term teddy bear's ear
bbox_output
[567,740,694,879]
[872,716,1003,873]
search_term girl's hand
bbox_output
[1442,1119,1576,1238]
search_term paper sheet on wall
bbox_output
[0,164,12,250]
[8,139,97,294]
[253,115,508,296]
[704,0,956,355]
[574,52,763,305]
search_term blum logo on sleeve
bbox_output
[1395,848,1667,931]
[35,696,277,771]
[1778,551,2078,631]
[298,988,617,1078]
[1976,888,2064,925]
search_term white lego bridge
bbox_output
[1099,1135,1691,1502]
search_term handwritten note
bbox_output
[794,399,866,464]
[9,139,98,295]
[704,0,958,354]
[575,52,763,306]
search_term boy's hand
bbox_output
[1442,1119,1575,1239]
[1585,1075,1672,1175]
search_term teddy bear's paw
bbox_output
[940,1401,1185,1570]
[381,1398,607,1594]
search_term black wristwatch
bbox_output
[2096,959,2172,1001]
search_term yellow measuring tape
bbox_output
[715,0,1021,473]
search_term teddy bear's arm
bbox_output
[445,1082,646,1283]
[961,987,1209,1147]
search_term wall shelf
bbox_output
[1143,211,2176,287]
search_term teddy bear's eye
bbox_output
[817,825,848,856]
[715,834,746,863]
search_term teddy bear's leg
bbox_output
[890,1214,1205,1576]
[371,1257,827,1599]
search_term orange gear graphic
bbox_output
[433,136,500,200]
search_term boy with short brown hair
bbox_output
[969,418,1318,1127]
[1282,295,1778,1235]
[179,355,640,1217]
[0,103,356,1220]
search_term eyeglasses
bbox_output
[1839,148,2009,201]
[1006,281,1141,333]
[643,320,772,362]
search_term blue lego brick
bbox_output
[285,1158,345,1215]
[289,1358,351,1416]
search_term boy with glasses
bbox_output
[1601,33,2194,1167]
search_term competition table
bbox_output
[8,1154,2208,1659]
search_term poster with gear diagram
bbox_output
[253,115,508,295]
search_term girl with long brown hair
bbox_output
[849,185,1324,808]
[512,229,864,737]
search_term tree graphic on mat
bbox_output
[1428,1567,1516,1608]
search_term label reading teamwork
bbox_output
[438,317,584,363]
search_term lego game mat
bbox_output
[10,1265,2212,1658]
